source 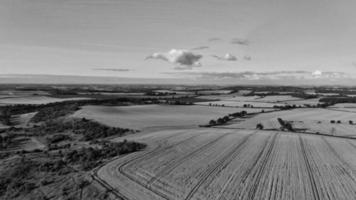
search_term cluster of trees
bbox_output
[319,97,356,104]
[0,114,12,126]
[32,118,136,141]
[0,158,44,197]
[273,104,299,110]
[0,134,15,149]
[0,140,146,198]
[243,104,254,108]
[31,103,80,123]
[209,116,230,126]
[46,134,71,144]
[277,118,294,132]
[208,103,225,107]
[167,100,194,105]
[208,111,248,126]
[64,140,146,170]
[330,120,353,124]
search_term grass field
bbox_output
[97,128,356,200]
[72,105,266,130]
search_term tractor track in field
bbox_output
[183,132,256,200]
[117,132,206,200]
[216,132,276,200]
[147,131,237,186]
[245,132,278,200]
[299,135,321,200]
[92,130,197,200]
[321,137,356,182]
[347,140,356,150]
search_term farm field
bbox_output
[97,128,356,200]
[195,100,283,108]
[195,95,317,108]
[281,98,321,106]
[251,95,302,102]
[71,105,266,130]
[225,108,356,137]
[0,95,90,105]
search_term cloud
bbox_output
[312,70,322,78]
[231,38,250,45]
[146,49,202,69]
[212,53,237,61]
[92,68,131,72]
[352,62,356,67]
[191,46,209,50]
[208,37,222,42]
[243,56,252,61]
[166,70,348,81]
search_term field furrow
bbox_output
[183,132,256,200]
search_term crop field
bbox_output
[195,100,283,108]
[225,108,356,137]
[97,128,356,200]
[0,95,90,105]
[279,98,321,106]
[195,95,314,108]
[251,95,302,103]
[72,105,265,130]
[329,104,356,113]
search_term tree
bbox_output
[209,120,216,126]
[256,123,264,130]
[285,122,294,132]
[217,118,225,124]
[349,120,353,125]
[330,120,335,124]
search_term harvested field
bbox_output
[72,105,263,130]
[97,128,356,200]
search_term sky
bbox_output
[1,0,356,84]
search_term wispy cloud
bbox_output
[191,46,209,50]
[208,37,222,42]
[212,53,237,61]
[146,49,202,70]
[243,56,252,61]
[231,38,250,45]
[92,68,131,72]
